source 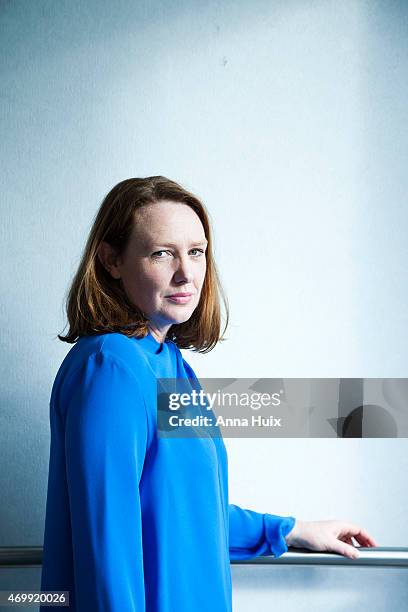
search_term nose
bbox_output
[173,255,194,285]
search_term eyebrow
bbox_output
[150,240,208,248]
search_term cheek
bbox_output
[148,267,171,290]
[132,265,170,297]
[197,262,207,286]
[121,263,157,299]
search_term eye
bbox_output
[151,250,171,258]
[151,248,206,259]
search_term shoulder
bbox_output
[55,333,151,389]
[78,332,135,355]
[90,332,139,364]
[52,334,152,412]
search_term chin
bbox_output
[166,307,195,325]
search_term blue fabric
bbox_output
[41,331,296,611]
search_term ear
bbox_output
[97,241,122,279]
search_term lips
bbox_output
[166,293,194,304]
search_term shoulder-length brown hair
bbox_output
[58,176,229,353]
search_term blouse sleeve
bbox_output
[64,350,149,611]
[228,503,296,561]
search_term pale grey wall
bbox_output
[1,0,407,587]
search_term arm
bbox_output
[229,503,296,561]
[65,350,148,611]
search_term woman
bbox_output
[40,176,377,611]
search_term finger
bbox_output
[354,531,378,547]
[350,527,377,547]
[338,524,378,548]
[329,539,360,560]
[339,535,353,546]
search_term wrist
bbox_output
[285,519,303,548]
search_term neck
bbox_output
[148,322,171,344]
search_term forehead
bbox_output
[132,201,206,245]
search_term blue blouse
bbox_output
[40,331,296,611]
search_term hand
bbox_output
[285,519,378,559]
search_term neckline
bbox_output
[139,330,168,355]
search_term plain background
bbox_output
[1,1,407,608]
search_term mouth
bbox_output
[165,293,194,305]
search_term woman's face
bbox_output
[99,201,208,337]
